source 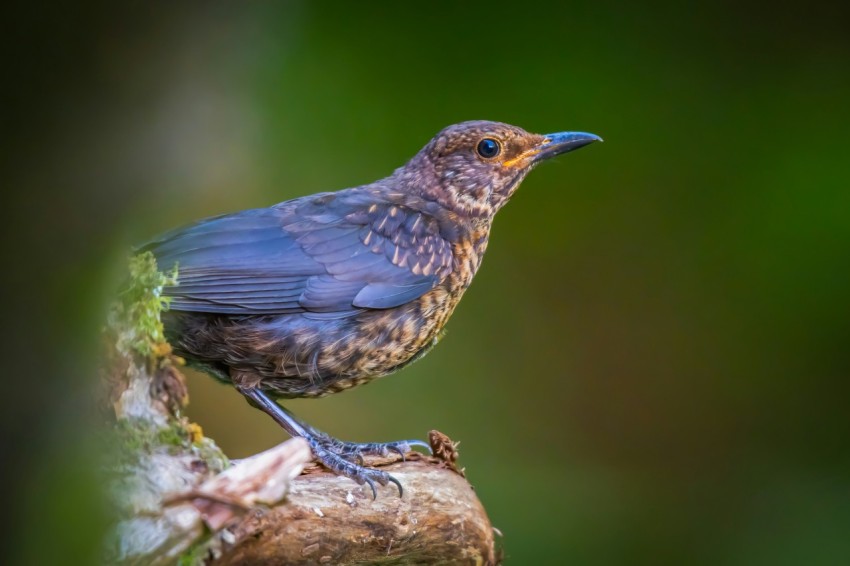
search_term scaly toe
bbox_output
[308,439,405,498]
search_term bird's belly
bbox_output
[345,286,458,376]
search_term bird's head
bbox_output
[407,120,601,218]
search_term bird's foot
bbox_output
[307,434,431,499]
[306,437,417,499]
[306,433,431,498]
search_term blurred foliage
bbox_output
[3,1,850,564]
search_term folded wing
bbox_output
[143,192,454,316]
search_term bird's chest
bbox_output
[393,227,491,349]
[449,226,490,292]
[345,227,490,375]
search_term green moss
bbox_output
[110,417,229,472]
[110,418,175,464]
[110,252,178,360]
[176,535,212,566]
[158,421,189,449]
[112,418,183,456]
[193,436,229,474]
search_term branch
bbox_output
[216,457,495,565]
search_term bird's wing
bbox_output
[143,192,454,315]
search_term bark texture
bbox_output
[218,459,495,565]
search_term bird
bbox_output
[145,120,601,497]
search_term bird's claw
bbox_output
[387,474,404,498]
[308,437,404,498]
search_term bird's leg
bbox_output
[236,386,428,498]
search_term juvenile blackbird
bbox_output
[146,121,601,496]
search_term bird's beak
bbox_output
[533,131,603,162]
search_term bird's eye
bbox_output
[476,138,501,159]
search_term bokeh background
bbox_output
[4,1,850,564]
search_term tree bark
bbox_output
[217,458,495,565]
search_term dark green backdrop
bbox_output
[4,2,849,564]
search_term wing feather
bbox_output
[142,191,454,315]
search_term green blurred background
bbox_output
[4,1,850,564]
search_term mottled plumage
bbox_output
[145,120,601,495]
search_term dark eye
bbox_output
[476,138,501,159]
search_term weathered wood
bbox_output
[217,458,496,565]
